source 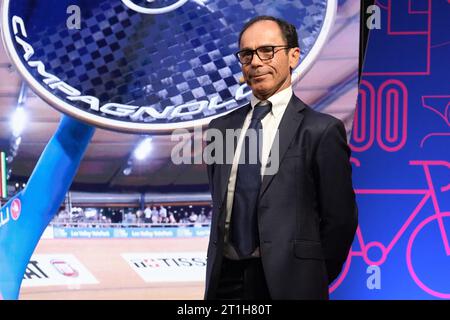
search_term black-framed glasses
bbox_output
[235,45,291,65]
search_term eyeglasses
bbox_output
[235,45,291,65]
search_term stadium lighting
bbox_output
[11,106,27,138]
[123,167,132,176]
[133,137,153,160]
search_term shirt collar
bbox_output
[250,86,293,118]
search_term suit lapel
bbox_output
[259,95,305,198]
[218,104,251,208]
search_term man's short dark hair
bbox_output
[238,15,299,49]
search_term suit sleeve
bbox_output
[315,119,358,284]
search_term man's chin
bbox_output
[252,91,273,100]
[250,81,271,92]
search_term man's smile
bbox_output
[251,73,270,81]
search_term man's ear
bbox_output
[289,47,301,69]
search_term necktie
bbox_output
[230,100,272,258]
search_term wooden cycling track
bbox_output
[20,237,208,300]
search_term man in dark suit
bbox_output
[204,15,358,300]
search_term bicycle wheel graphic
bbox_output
[329,253,353,293]
[407,211,450,299]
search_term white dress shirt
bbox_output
[223,86,293,259]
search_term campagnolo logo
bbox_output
[1,0,336,133]
[6,14,249,132]
[9,14,251,123]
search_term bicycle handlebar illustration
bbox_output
[330,160,450,298]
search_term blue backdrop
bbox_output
[331,0,450,299]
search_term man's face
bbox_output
[239,20,300,100]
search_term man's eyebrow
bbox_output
[239,44,274,51]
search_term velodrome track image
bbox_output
[20,237,208,300]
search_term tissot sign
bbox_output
[1,0,336,133]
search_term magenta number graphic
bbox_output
[350,79,408,152]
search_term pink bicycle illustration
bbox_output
[330,160,450,298]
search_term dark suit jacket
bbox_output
[204,94,358,300]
